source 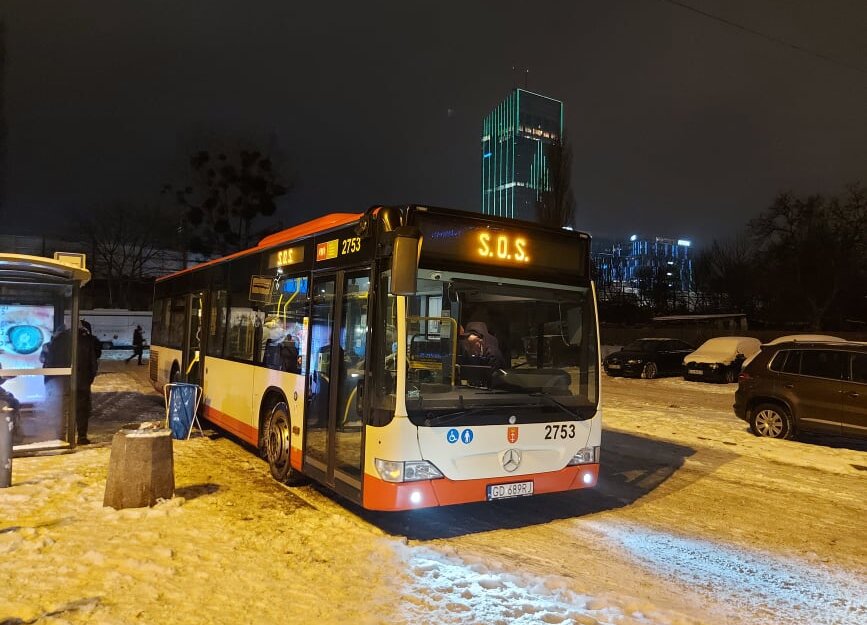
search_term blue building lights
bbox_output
[480,89,563,221]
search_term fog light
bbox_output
[582,472,594,485]
[410,491,422,505]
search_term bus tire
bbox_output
[265,402,304,485]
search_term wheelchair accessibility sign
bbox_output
[446,428,474,445]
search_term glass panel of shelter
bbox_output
[2,283,76,449]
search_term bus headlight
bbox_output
[374,459,444,483]
[567,446,600,466]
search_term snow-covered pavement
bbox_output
[1,362,865,624]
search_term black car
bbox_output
[603,338,694,379]
[733,340,867,440]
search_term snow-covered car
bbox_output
[683,336,761,383]
[603,338,694,379]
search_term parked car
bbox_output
[734,340,867,440]
[683,336,761,383]
[603,338,694,379]
[740,334,845,369]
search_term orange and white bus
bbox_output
[150,205,600,510]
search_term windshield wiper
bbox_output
[423,407,498,427]
[530,393,584,419]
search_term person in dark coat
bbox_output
[43,321,100,445]
[126,325,145,365]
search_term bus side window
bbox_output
[168,296,185,348]
[261,275,308,374]
[208,290,228,358]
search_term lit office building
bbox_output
[594,234,694,304]
[481,89,563,221]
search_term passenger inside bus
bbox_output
[261,316,302,374]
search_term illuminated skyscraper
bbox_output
[481,89,563,221]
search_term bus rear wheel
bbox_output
[265,402,304,485]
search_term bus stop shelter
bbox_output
[0,254,91,455]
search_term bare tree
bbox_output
[693,234,757,315]
[535,130,576,228]
[76,203,173,308]
[749,186,867,329]
[164,147,291,255]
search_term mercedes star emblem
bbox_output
[502,448,522,472]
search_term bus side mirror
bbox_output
[390,226,422,295]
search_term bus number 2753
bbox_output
[545,424,576,439]
[341,237,361,255]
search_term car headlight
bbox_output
[374,458,444,483]
[626,359,643,365]
[710,363,720,370]
[567,446,601,465]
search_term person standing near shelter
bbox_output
[126,325,144,365]
[44,320,99,445]
[76,320,100,444]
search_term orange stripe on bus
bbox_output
[361,464,599,511]
[290,447,302,471]
[203,404,302,469]
[204,405,258,445]
[157,212,365,281]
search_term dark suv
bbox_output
[733,340,867,440]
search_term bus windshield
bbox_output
[380,274,599,426]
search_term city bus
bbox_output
[149,205,600,510]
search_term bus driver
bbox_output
[459,321,506,369]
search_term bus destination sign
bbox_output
[415,214,588,280]
[476,231,529,264]
[267,245,305,269]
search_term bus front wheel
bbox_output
[265,402,304,485]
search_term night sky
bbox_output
[3,1,866,245]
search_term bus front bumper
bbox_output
[361,463,599,511]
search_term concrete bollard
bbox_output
[1,405,12,488]
[103,424,174,509]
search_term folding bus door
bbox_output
[304,270,369,500]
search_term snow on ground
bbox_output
[2,361,865,624]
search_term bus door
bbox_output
[304,270,370,499]
[182,292,204,386]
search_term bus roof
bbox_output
[156,212,363,282]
